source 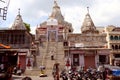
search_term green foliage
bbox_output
[24,22,31,32]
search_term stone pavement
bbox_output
[12,75,62,80]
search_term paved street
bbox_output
[12,75,61,80]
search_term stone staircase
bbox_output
[42,41,56,75]
[43,41,65,75]
[56,42,65,70]
[24,42,48,76]
[24,41,65,76]
[23,69,41,76]
[36,42,48,68]
[40,41,65,75]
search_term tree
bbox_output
[24,22,31,32]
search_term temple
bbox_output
[0,0,120,76]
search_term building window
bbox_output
[73,54,79,66]
[14,34,17,44]
[64,50,69,57]
[112,45,115,50]
[114,36,118,40]
[11,34,13,44]
[115,45,118,50]
[69,29,72,33]
[114,54,120,58]
[64,41,68,46]
[99,55,106,64]
[110,36,114,40]
[6,34,9,44]
[119,36,120,40]
[21,34,25,44]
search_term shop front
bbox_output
[0,50,18,79]
[69,48,110,70]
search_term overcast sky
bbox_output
[0,0,120,34]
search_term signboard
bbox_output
[18,53,26,55]
[75,43,84,47]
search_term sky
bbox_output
[0,0,120,34]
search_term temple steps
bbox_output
[25,42,65,75]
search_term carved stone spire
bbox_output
[11,8,26,30]
[53,0,59,8]
[40,0,73,33]
[50,0,64,24]
[81,7,98,34]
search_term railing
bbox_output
[0,43,10,48]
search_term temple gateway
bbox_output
[0,0,120,76]
[35,1,111,72]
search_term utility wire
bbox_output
[0,0,5,3]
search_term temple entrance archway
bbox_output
[48,30,57,42]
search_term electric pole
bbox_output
[0,0,10,20]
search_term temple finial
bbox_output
[54,0,58,6]
[54,0,57,2]
[87,7,89,13]
[18,8,20,15]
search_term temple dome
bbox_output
[40,1,73,33]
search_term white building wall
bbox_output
[95,55,99,67]
[79,55,84,67]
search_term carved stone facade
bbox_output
[66,11,110,69]
[0,12,34,71]
[68,33,107,47]
[3,1,120,76]
[106,25,120,66]
[35,1,111,70]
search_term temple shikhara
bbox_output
[0,0,120,76]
